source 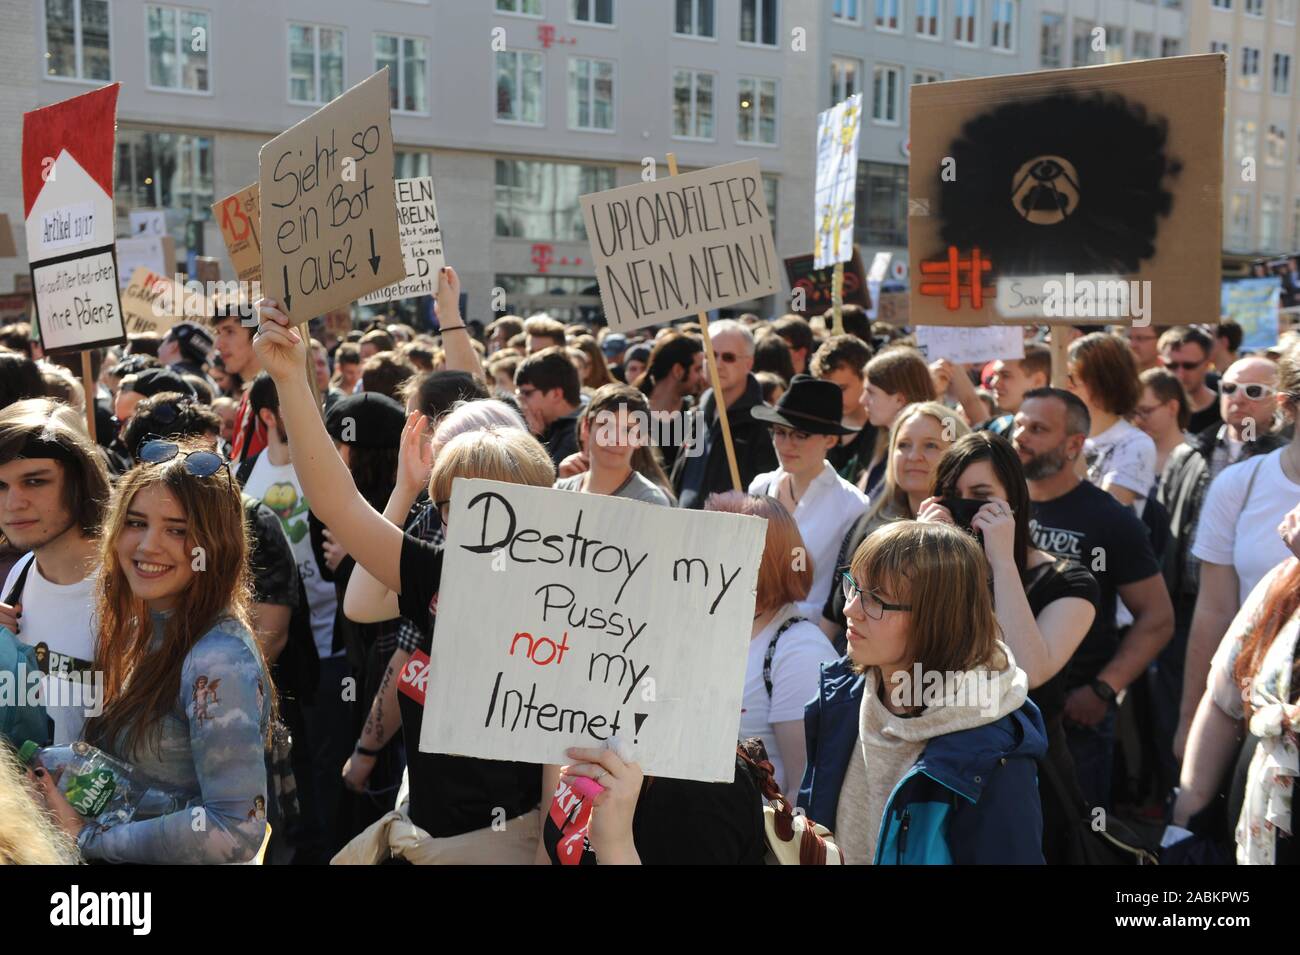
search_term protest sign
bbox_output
[580,159,779,333]
[814,93,862,270]
[359,177,445,305]
[909,56,1224,327]
[784,248,870,318]
[876,290,910,326]
[0,293,29,323]
[120,267,182,335]
[259,68,404,324]
[22,84,125,354]
[115,235,174,289]
[421,480,766,782]
[212,183,262,286]
[0,214,16,258]
[1222,278,1281,352]
[129,209,167,238]
[916,325,1025,364]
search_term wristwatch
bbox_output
[1090,678,1118,706]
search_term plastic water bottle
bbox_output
[18,739,187,827]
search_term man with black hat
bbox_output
[159,321,215,383]
[749,374,870,618]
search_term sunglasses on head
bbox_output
[1221,382,1277,400]
[138,436,232,487]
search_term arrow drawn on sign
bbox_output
[282,265,292,311]
[368,228,381,275]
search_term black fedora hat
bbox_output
[751,374,860,436]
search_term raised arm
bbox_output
[434,267,486,384]
[253,300,405,593]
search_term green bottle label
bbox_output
[65,768,116,817]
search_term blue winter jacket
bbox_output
[797,657,1048,865]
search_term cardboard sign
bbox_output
[22,84,125,353]
[421,480,766,782]
[259,69,404,324]
[129,209,167,238]
[784,247,870,317]
[909,56,1224,327]
[359,177,445,305]
[212,183,262,286]
[580,159,779,333]
[120,266,182,335]
[916,325,1025,364]
[1222,278,1280,352]
[876,290,910,326]
[814,93,863,269]
[0,214,16,258]
[115,235,174,289]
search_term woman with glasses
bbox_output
[799,520,1047,864]
[918,432,1100,862]
[819,402,970,645]
[1065,332,1156,511]
[748,376,868,620]
[28,438,276,864]
[1134,368,1191,478]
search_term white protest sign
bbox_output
[580,159,779,333]
[915,325,1025,364]
[421,480,766,782]
[359,177,445,305]
[129,209,168,238]
[814,93,863,270]
[115,236,173,289]
[22,84,125,353]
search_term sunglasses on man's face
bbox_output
[717,351,740,364]
[1221,382,1277,400]
[1162,359,1205,372]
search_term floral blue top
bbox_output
[76,612,271,864]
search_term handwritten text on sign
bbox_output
[31,248,125,353]
[359,177,445,305]
[259,68,403,323]
[421,481,765,782]
[212,183,261,285]
[580,160,779,333]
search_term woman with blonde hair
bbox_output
[28,439,274,864]
[706,492,837,796]
[799,520,1047,864]
[1,741,79,864]
[819,401,969,644]
[858,347,936,497]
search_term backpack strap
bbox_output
[4,552,36,607]
[764,615,806,697]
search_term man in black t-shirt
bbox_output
[1013,388,1174,811]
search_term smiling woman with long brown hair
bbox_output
[28,440,275,864]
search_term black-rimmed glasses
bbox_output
[840,571,912,620]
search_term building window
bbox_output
[990,0,1015,51]
[146,5,208,92]
[1160,37,1180,58]
[737,76,778,144]
[1235,118,1258,162]
[1266,124,1287,165]
[856,161,908,246]
[763,176,778,243]
[1134,32,1155,59]
[913,69,943,84]
[1274,53,1292,94]
[833,0,862,23]
[395,150,431,179]
[1229,193,1251,250]
[1072,19,1097,66]
[872,64,901,124]
[1262,194,1281,250]
[673,69,714,139]
[45,0,110,80]
[1040,13,1062,67]
[571,0,614,25]
[1293,197,1300,247]
[496,0,542,14]
[1162,0,1181,6]
[496,50,544,124]
[1103,25,1123,63]
[953,0,977,44]
[375,34,428,114]
[1209,39,1228,56]
[1246,0,1264,16]
[876,0,901,31]
[675,0,715,37]
[288,23,344,105]
[1241,47,1261,90]
[1212,0,1232,7]
[916,0,941,38]
[568,57,614,130]
[740,0,777,45]
[831,56,862,103]
[495,159,615,240]
[115,128,213,234]
[1280,0,1296,22]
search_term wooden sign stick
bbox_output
[831,261,845,335]
[666,152,743,493]
[80,350,97,443]
[1049,328,1070,388]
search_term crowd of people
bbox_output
[1,265,1298,866]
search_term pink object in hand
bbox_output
[569,776,605,800]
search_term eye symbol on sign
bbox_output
[1011,155,1080,225]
